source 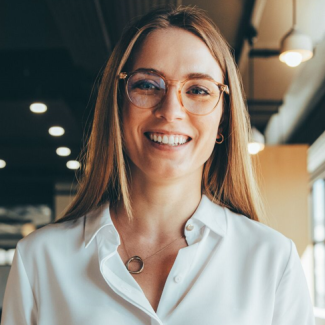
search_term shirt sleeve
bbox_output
[271,239,315,325]
[1,245,38,325]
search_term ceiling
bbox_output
[0,0,324,206]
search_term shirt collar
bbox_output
[84,194,227,249]
[191,194,227,237]
[84,203,113,249]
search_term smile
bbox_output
[145,132,191,147]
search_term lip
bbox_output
[144,129,192,139]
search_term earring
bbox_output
[215,134,224,144]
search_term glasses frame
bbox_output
[119,69,230,116]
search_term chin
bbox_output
[142,160,204,183]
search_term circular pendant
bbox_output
[125,255,144,274]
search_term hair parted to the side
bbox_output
[55,5,265,224]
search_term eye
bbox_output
[186,86,210,96]
[131,80,160,91]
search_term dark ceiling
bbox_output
[0,0,256,207]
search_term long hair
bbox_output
[55,6,265,224]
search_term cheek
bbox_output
[121,103,149,156]
[196,111,221,141]
[194,112,222,159]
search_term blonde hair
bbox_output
[56,6,264,224]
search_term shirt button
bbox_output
[186,224,194,231]
[174,275,182,283]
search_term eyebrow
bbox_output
[135,68,216,81]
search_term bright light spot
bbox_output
[314,225,325,242]
[21,223,36,237]
[0,159,6,168]
[248,142,264,155]
[30,102,47,113]
[0,249,15,265]
[67,160,80,170]
[283,52,303,67]
[56,147,71,157]
[313,180,325,241]
[49,126,65,136]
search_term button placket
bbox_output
[101,261,163,324]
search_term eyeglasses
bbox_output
[119,69,230,116]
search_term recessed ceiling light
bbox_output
[30,102,47,113]
[0,159,6,168]
[56,147,71,157]
[66,160,80,170]
[49,126,65,136]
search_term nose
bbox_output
[153,84,187,122]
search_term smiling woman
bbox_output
[1,5,315,325]
[59,6,262,223]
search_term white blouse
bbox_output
[1,195,315,325]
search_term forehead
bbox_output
[131,27,224,82]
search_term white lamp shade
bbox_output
[279,28,313,63]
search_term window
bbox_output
[312,178,325,308]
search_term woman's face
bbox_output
[122,27,225,181]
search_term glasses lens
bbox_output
[181,79,221,115]
[127,71,166,108]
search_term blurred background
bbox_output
[0,0,325,322]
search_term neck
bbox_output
[112,166,202,243]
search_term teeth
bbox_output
[163,135,168,144]
[147,133,190,146]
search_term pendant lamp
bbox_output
[279,0,313,67]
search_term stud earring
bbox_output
[215,134,224,144]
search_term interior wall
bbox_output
[252,145,314,305]
[252,145,311,253]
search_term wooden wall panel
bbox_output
[252,145,311,256]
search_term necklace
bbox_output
[112,205,189,275]
[118,229,185,274]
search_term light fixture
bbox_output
[21,223,36,237]
[0,159,6,168]
[49,126,65,137]
[66,160,80,170]
[56,147,71,157]
[248,127,265,155]
[30,102,47,113]
[279,0,313,67]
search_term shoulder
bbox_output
[16,217,85,259]
[223,206,292,260]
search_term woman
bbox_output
[2,6,315,325]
